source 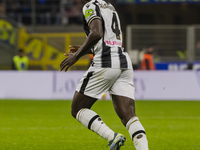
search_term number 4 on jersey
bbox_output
[111,12,121,40]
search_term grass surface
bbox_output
[0,100,200,150]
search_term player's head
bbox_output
[18,49,25,57]
[145,46,155,54]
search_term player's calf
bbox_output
[126,116,149,150]
[76,108,115,142]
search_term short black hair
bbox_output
[18,49,24,53]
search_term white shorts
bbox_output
[76,67,135,99]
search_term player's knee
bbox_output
[71,108,78,118]
[121,119,126,126]
[121,114,136,126]
[121,118,129,126]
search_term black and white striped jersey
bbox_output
[82,0,133,70]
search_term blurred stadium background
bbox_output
[0,0,200,150]
[0,0,200,70]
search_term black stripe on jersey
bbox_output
[93,0,105,33]
[93,0,101,17]
[92,1,112,68]
[79,71,94,94]
[100,12,111,68]
[88,115,99,130]
[118,47,128,68]
[102,41,111,68]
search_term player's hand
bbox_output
[60,53,78,72]
[68,45,80,53]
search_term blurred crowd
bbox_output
[0,0,84,26]
[63,0,83,25]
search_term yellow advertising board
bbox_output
[0,19,16,46]
[18,28,89,70]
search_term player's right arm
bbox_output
[60,19,103,71]
[60,3,103,71]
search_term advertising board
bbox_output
[0,70,200,100]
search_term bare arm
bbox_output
[75,19,103,59]
[68,45,92,55]
[60,19,103,71]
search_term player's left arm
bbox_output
[60,18,103,71]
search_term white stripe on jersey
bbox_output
[82,0,132,70]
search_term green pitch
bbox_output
[0,100,200,150]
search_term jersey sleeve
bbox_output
[82,3,101,26]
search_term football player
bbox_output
[60,0,149,149]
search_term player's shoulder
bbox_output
[24,56,29,60]
[83,0,94,10]
[83,0,105,10]
[82,0,99,16]
[13,55,18,60]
